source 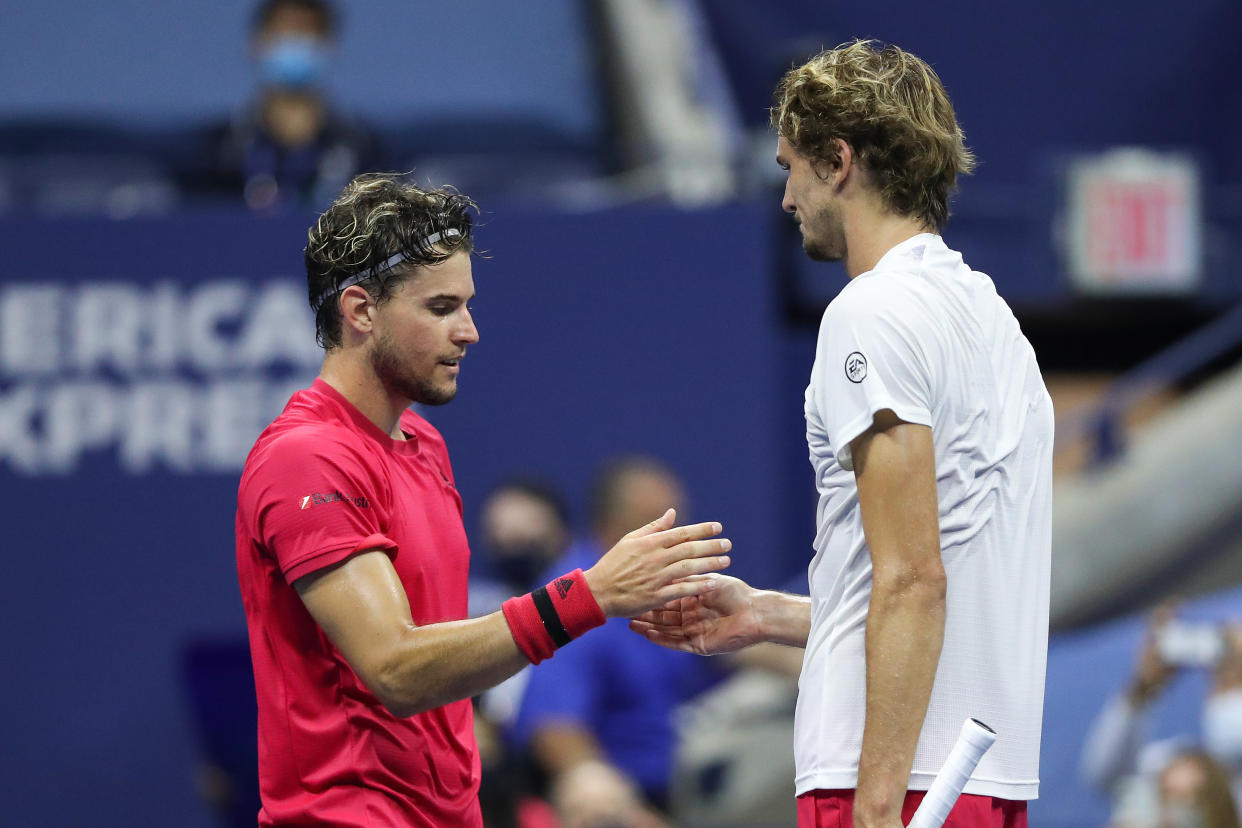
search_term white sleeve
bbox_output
[1079,693,1147,793]
[813,288,934,471]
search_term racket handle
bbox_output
[906,718,997,828]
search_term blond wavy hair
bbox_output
[771,40,975,231]
[305,173,476,348]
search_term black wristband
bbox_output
[532,586,571,647]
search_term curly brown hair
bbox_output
[305,173,477,349]
[771,40,975,231]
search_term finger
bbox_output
[631,606,682,626]
[631,624,698,653]
[628,619,684,638]
[658,537,732,567]
[622,508,676,540]
[666,555,731,583]
[657,573,729,603]
[637,608,686,629]
[650,521,722,549]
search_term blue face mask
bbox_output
[257,35,328,89]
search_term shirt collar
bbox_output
[871,232,943,274]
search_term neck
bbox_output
[841,209,933,279]
[261,90,325,148]
[319,349,409,438]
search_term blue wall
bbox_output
[704,0,1242,185]
[0,0,601,145]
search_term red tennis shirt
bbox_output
[235,379,482,827]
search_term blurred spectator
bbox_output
[1156,750,1241,828]
[1081,606,1242,826]
[470,479,575,828]
[185,0,381,210]
[513,456,725,828]
[471,480,574,620]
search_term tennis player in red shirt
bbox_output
[234,173,732,827]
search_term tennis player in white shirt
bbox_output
[632,40,1053,828]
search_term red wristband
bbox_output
[546,568,606,637]
[501,569,605,665]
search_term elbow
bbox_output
[871,558,947,605]
[365,648,433,719]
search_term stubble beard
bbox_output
[800,203,846,263]
[370,331,458,407]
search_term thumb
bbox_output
[624,508,676,540]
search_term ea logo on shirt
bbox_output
[844,351,868,383]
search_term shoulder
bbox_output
[822,271,926,333]
[244,418,375,488]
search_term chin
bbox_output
[803,239,842,263]
[414,383,458,407]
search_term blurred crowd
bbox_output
[469,457,800,828]
[2,0,756,217]
[1082,607,1242,828]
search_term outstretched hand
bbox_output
[584,509,732,619]
[628,573,762,656]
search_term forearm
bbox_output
[855,573,946,823]
[753,589,812,648]
[372,611,530,717]
[532,722,607,775]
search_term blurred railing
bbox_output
[1057,302,1242,465]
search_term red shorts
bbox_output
[796,789,1027,828]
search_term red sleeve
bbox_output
[251,431,397,584]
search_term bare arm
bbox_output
[296,510,731,718]
[851,410,945,828]
[532,725,669,828]
[296,550,527,717]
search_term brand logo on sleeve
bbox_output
[299,491,370,509]
[844,352,868,383]
[554,577,575,599]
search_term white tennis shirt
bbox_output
[795,233,1053,800]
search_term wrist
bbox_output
[854,777,903,825]
[582,565,614,617]
[748,588,776,644]
[752,588,804,647]
[502,569,606,664]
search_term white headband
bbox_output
[312,228,462,312]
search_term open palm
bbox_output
[628,574,761,655]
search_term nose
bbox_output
[455,307,479,345]
[781,179,796,215]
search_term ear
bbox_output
[827,138,856,190]
[338,285,376,338]
[810,138,854,190]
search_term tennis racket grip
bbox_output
[906,718,997,828]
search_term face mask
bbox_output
[1203,688,1242,767]
[257,35,328,89]
[492,545,555,590]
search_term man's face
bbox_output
[255,4,331,48]
[481,490,568,587]
[777,136,845,263]
[600,468,686,548]
[368,251,479,407]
